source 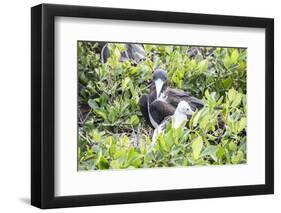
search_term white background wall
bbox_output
[0,0,279,212]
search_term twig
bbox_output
[79,131,95,145]
[136,124,141,147]
[82,109,92,125]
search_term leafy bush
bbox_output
[78,42,247,170]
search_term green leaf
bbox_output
[231,49,239,64]
[238,117,247,132]
[231,92,242,107]
[97,156,110,170]
[204,89,211,100]
[221,77,232,89]
[121,135,130,146]
[224,54,231,69]
[228,141,237,151]
[88,99,98,109]
[95,109,107,120]
[130,115,140,126]
[190,59,197,68]
[122,77,130,91]
[191,136,203,160]
[228,88,236,102]
[92,130,101,142]
[199,115,210,129]
[127,148,139,161]
[114,149,127,160]
[231,150,244,164]
[126,148,142,167]
[158,133,169,154]
[192,110,202,127]
[110,160,121,169]
[79,72,88,84]
[112,45,121,59]
[198,59,208,73]
[201,145,217,162]
[216,147,225,159]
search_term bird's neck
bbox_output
[158,91,167,102]
[173,111,187,129]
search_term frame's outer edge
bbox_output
[42,3,271,28]
[42,3,56,208]
[265,19,274,194]
[31,3,274,209]
[31,5,43,208]
[31,4,56,209]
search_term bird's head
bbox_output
[177,101,194,116]
[151,69,168,98]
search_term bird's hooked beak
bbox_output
[155,79,164,99]
[186,108,194,116]
[186,110,194,116]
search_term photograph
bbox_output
[77,41,247,171]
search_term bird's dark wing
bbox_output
[167,88,204,111]
[101,44,110,64]
[139,95,153,128]
[148,90,157,105]
[149,100,175,125]
[186,96,205,110]
[119,51,129,62]
[126,44,146,63]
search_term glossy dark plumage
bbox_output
[164,88,204,111]
[140,69,204,128]
[139,95,153,128]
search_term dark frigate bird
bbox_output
[139,69,204,129]
[100,43,145,64]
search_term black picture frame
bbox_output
[31,3,274,209]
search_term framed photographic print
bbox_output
[31,3,274,209]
